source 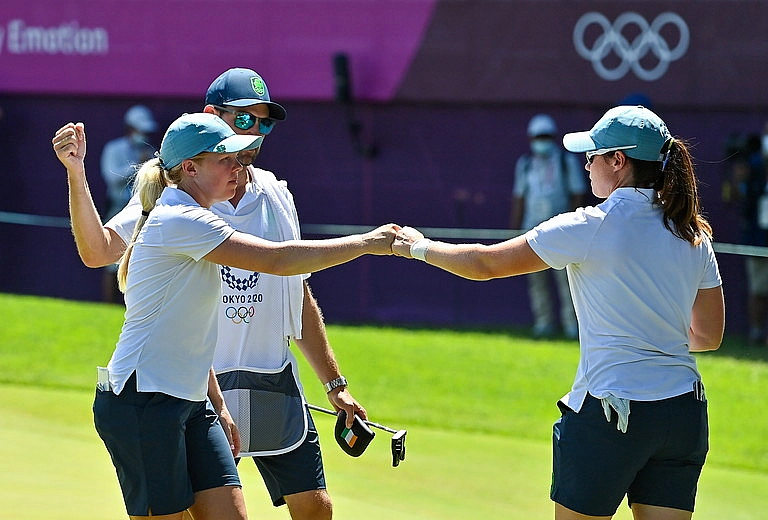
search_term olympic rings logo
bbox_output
[573,12,689,81]
[225,306,255,324]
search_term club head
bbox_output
[391,430,407,467]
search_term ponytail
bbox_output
[116,158,169,292]
[629,138,712,245]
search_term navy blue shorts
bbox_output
[242,411,326,507]
[551,392,708,516]
[93,374,241,516]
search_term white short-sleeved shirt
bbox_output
[105,169,306,376]
[525,188,722,411]
[106,170,309,455]
[107,187,235,401]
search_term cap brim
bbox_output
[224,100,287,120]
[205,135,264,153]
[562,131,597,153]
[209,134,263,153]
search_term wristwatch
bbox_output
[323,376,348,393]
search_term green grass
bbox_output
[1,292,767,519]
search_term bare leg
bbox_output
[284,489,333,520]
[554,502,612,520]
[631,503,692,520]
[187,485,247,520]
[129,513,184,520]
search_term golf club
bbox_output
[307,403,407,467]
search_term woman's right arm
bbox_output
[53,123,127,267]
[203,225,398,275]
[689,286,725,351]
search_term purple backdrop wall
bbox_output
[0,94,757,333]
[1,0,765,334]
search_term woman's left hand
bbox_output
[218,405,241,457]
[392,226,425,258]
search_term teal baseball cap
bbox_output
[205,68,287,120]
[563,105,672,162]
[159,113,263,170]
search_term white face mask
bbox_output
[530,138,555,156]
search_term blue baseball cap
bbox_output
[159,113,263,170]
[205,68,287,120]
[563,105,672,162]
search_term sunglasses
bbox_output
[586,145,635,164]
[215,106,277,135]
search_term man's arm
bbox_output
[294,282,366,428]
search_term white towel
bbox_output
[256,170,306,339]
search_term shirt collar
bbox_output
[608,187,656,203]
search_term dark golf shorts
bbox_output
[243,411,326,507]
[551,391,708,516]
[93,373,241,516]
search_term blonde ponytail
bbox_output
[117,158,170,292]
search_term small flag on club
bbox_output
[341,427,357,447]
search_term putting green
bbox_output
[1,384,765,519]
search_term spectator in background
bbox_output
[511,114,586,339]
[99,104,158,303]
[722,129,768,345]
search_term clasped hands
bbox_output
[374,225,424,258]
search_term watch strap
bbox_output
[323,376,348,393]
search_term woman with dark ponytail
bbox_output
[391,106,724,520]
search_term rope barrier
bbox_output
[0,211,71,228]
[2,211,766,257]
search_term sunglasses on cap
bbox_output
[215,106,277,135]
[585,145,636,164]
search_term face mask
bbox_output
[530,138,555,156]
[130,132,147,146]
